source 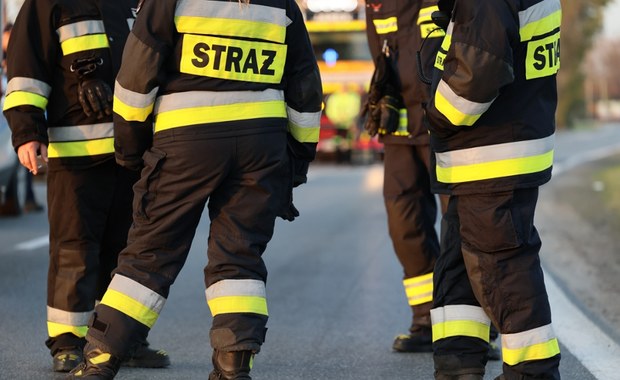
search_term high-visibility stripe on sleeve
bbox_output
[3,91,48,111]
[501,324,560,365]
[431,305,490,342]
[6,77,52,97]
[418,5,439,25]
[286,106,320,143]
[435,80,494,127]
[57,20,106,43]
[175,0,287,43]
[113,82,158,122]
[60,34,110,56]
[206,279,268,317]
[100,274,166,328]
[403,272,433,306]
[46,306,91,338]
[373,17,398,34]
[519,0,562,42]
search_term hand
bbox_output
[278,202,300,222]
[17,141,48,175]
[362,100,381,137]
[378,95,402,134]
[78,79,113,119]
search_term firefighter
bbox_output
[2,0,170,372]
[426,0,562,379]
[67,0,322,378]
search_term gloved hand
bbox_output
[78,79,113,119]
[278,202,299,222]
[377,95,402,134]
[292,159,310,187]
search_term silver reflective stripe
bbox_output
[154,89,284,114]
[176,0,289,28]
[502,323,557,350]
[115,81,159,109]
[436,134,555,168]
[205,279,266,301]
[47,306,92,325]
[6,77,52,97]
[48,123,114,142]
[109,274,166,314]
[286,106,321,128]
[519,0,560,30]
[437,80,494,118]
[57,20,106,43]
[430,305,490,324]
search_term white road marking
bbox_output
[15,235,49,251]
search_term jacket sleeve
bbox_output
[282,0,323,162]
[2,0,53,150]
[113,0,175,169]
[426,0,517,133]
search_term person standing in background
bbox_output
[3,0,169,372]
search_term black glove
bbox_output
[377,95,402,134]
[71,55,113,119]
[278,202,300,222]
[78,79,113,119]
[361,98,381,137]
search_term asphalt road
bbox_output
[1,124,620,379]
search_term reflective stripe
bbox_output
[113,82,159,122]
[502,324,560,365]
[100,274,166,328]
[434,22,453,70]
[48,123,113,142]
[380,108,408,136]
[153,89,286,133]
[6,77,52,97]
[206,279,268,317]
[435,135,554,183]
[286,106,320,143]
[418,5,439,25]
[435,80,494,127]
[431,305,490,342]
[48,138,114,158]
[57,20,106,43]
[403,272,433,306]
[373,17,398,34]
[175,0,288,43]
[46,307,92,338]
[519,0,562,42]
[60,34,109,56]
[3,91,48,111]
[48,322,89,338]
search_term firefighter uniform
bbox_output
[69,0,322,378]
[364,0,448,351]
[426,0,562,378]
[0,0,167,372]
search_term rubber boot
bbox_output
[392,303,433,352]
[208,350,254,380]
[67,343,121,379]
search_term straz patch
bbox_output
[525,32,560,80]
[181,34,287,84]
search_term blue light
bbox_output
[323,48,339,67]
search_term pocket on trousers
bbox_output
[458,192,521,253]
[133,148,166,222]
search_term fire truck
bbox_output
[297,0,382,164]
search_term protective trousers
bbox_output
[85,130,290,358]
[383,143,446,327]
[46,160,137,355]
[432,188,561,379]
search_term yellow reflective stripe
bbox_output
[503,338,560,365]
[421,24,445,39]
[60,34,109,56]
[207,295,268,316]
[373,17,398,34]
[435,80,493,127]
[436,150,553,183]
[520,9,561,42]
[404,272,433,306]
[47,138,114,158]
[525,31,560,80]
[47,321,88,338]
[180,34,287,84]
[154,100,286,133]
[100,288,159,328]
[89,353,112,365]
[418,6,439,24]
[175,16,286,44]
[435,90,480,126]
[113,95,154,122]
[2,91,48,111]
[432,320,490,342]
[288,121,320,143]
[434,23,453,70]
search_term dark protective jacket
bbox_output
[112,0,322,171]
[2,0,137,169]
[364,0,445,145]
[427,0,561,195]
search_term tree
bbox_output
[557,0,612,128]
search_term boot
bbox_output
[53,347,83,372]
[121,339,170,368]
[392,324,433,352]
[67,343,121,379]
[435,373,484,380]
[208,350,254,380]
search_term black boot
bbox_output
[67,343,121,379]
[435,373,484,380]
[393,303,433,352]
[208,350,254,380]
[121,339,170,368]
